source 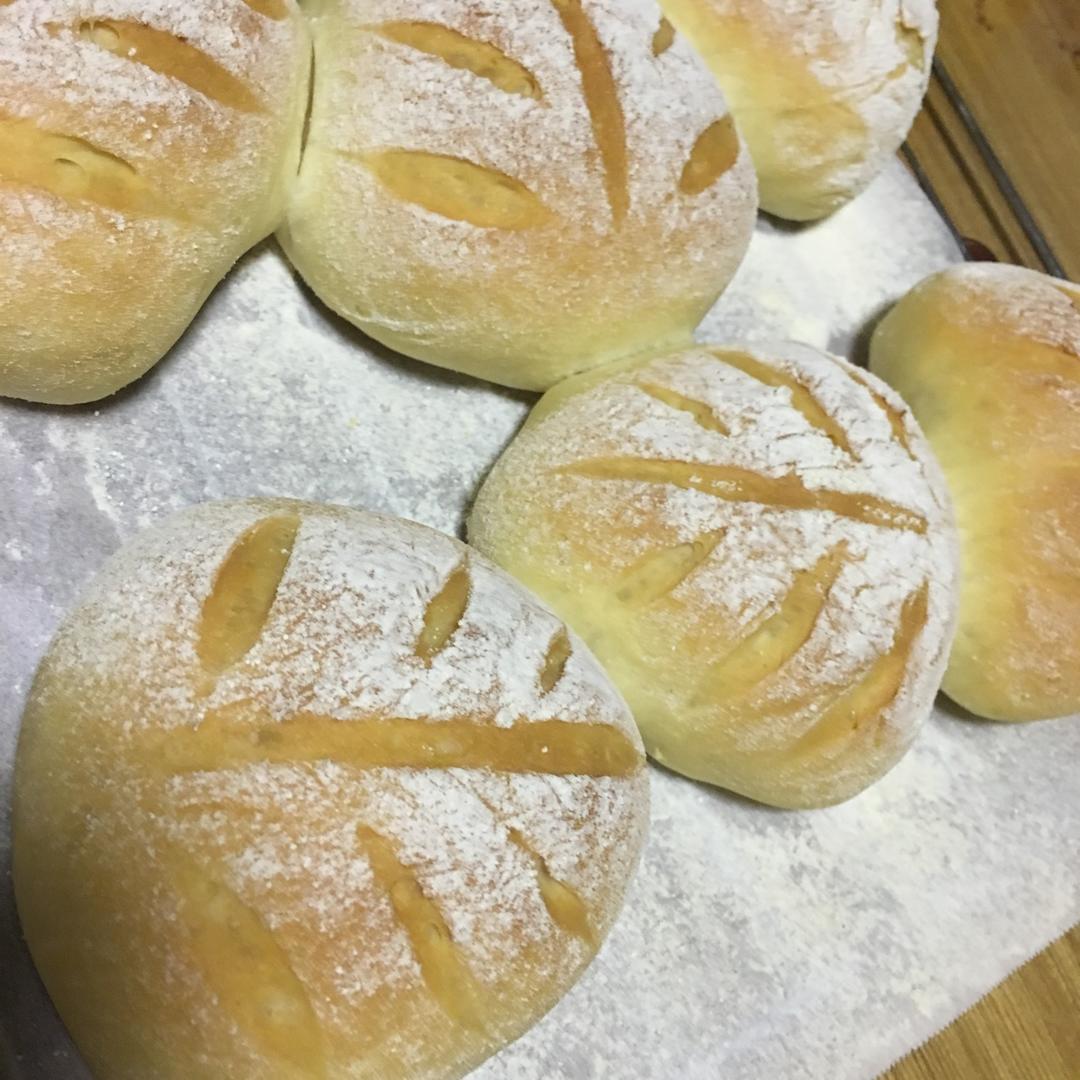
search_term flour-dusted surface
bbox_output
[280,0,758,389]
[0,0,310,403]
[14,499,648,1077]
[2,162,1079,1078]
[467,341,959,809]
[660,0,937,220]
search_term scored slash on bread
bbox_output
[279,0,758,390]
[14,500,649,1078]
[0,0,311,404]
[469,341,959,809]
[658,0,938,220]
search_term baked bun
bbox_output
[13,499,648,1078]
[469,343,958,808]
[0,1,309,405]
[659,0,937,221]
[279,0,757,391]
[870,264,1080,722]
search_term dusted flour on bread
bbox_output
[280,0,758,390]
[0,0,310,404]
[660,0,938,220]
[13,499,649,1079]
[470,342,959,808]
[871,264,1080,722]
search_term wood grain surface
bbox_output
[882,925,1080,1080]
[904,0,1080,279]
[885,2,1079,1076]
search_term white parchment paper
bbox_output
[2,163,1078,1079]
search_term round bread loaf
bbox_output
[870,264,1080,723]
[13,499,649,1079]
[469,343,959,808]
[278,0,757,391]
[659,0,937,221]
[0,0,310,405]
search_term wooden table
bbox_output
[904,0,1080,279]
[886,2,1079,1076]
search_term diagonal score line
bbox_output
[556,457,929,534]
[0,114,177,218]
[357,825,487,1031]
[550,0,629,226]
[692,542,850,706]
[197,514,300,680]
[774,581,930,761]
[456,777,595,945]
[842,366,919,462]
[354,148,553,230]
[146,709,643,778]
[415,559,470,665]
[615,529,726,607]
[171,857,327,1075]
[72,19,264,112]
[538,626,572,694]
[507,828,594,944]
[637,381,730,435]
[369,21,542,99]
[712,350,854,456]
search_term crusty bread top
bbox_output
[470,343,959,805]
[0,0,303,225]
[869,264,1080,722]
[660,0,938,218]
[282,0,757,388]
[16,500,648,1076]
[0,0,308,402]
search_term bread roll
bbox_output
[0,1,310,405]
[279,0,757,391]
[13,499,648,1079]
[469,343,958,808]
[870,264,1080,722]
[659,0,937,221]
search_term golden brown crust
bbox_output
[279,0,757,390]
[13,500,649,1078]
[0,1,310,404]
[870,264,1080,722]
[469,342,959,808]
[659,0,938,220]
